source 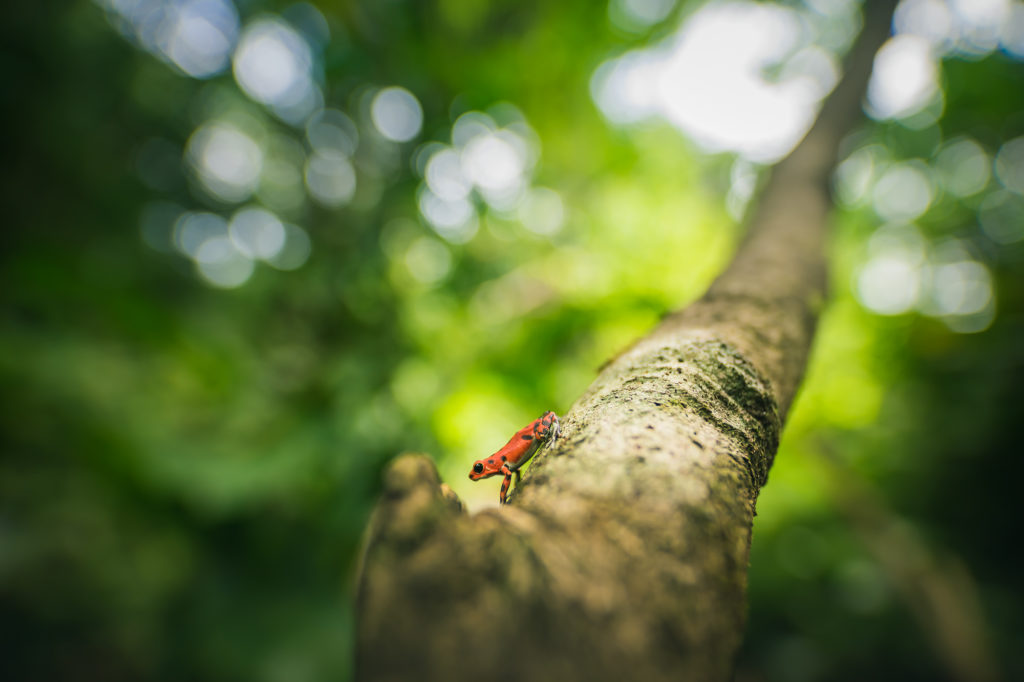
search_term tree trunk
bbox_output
[356,4,896,680]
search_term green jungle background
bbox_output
[2,0,1023,680]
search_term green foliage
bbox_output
[2,1,1023,681]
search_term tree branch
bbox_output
[356,3,896,680]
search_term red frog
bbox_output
[469,411,560,504]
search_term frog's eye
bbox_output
[473,462,484,474]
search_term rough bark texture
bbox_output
[356,4,896,680]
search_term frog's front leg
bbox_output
[499,470,513,504]
[499,462,523,504]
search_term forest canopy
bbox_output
[2,0,1023,680]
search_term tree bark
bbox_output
[356,3,896,680]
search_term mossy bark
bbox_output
[356,4,895,680]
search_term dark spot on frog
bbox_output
[690,438,704,450]
[501,455,507,461]
[521,434,534,441]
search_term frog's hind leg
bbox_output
[534,412,560,442]
[499,461,522,505]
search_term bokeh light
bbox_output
[371,87,423,142]
[893,0,1024,59]
[168,205,309,286]
[855,223,926,315]
[870,162,933,222]
[856,253,922,315]
[979,189,1024,243]
[949,0,1008,54]
[834,145,882,206]
[163,0,239,78]
[894,0,955,51]
[194,234,255,287]
[591,1,848,163]
[119,6,352,287]
[404,236,452,284]
[174,211,229,258]
[186,120,263,203]
[1003,2,1024,57]
[228,206,285,260]
[462,130,528,202]
[854,222,997,333]
[994,136,1024,195]
[414,106,550,239]
[452,110,498,147]
[306,108,359,157]
[267,223,312,270]
[656,2,816,160]
[608,0,678,33]
[518,187,566,236]
[172,210,256,288]
[418,187,478,242]
[866,34,939,121]
[425,148,472,201]
[924,260,992,317]
[452,111,538,206]
[98,0,239,78]
[233,17,320,123]
[305,151,357,207]
[935,137,990,197]
[920,240,996,332]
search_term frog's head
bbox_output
[468,456,502,481]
